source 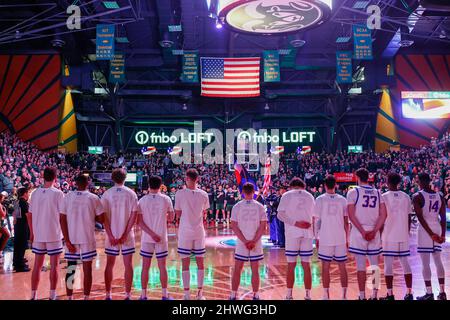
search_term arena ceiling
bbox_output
[0,1,448,69]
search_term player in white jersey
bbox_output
[102,168,139,300]
[347,168,387,300]
[60,174,105,300]
[27,167,65,300]
[380,172,413,300]
[314,175,348,300]
[175,168,210,300]
[413,173,447,300]
[229,183,267,300]
[278,177,315,300]
[137,175,174,300]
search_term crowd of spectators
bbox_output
[0,131,448,203]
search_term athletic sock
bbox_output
[105,291,112,299]
[197,289,203,298]
[305,289,311,299]
[125,292,132,299]
[371,288,378,299]
[230,291,237,299]
[30,290,37,300]
[387,288,393,296]
[426,286,432,294]
[286,288,293,298]
[184,289,190,299]
[141,289,147,298]
[182,270,190,291]
[253,291,260,299]
[197,269,205,290]
[162,288,168,298]
[323,288,329,299]
[342,287,347,300]
[49,290,56,300]
[359,291,365,299]
[439,284,445,293]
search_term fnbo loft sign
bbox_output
[135,130,316,145]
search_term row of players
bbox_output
[25,167,447,300]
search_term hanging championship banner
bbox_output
[109,52,125,83]
[280,48,297,68]
[336,51,353,84]
[181,50,199,83]
[96,24,115,60]
[263,50,280,82]
[353,25,373,60]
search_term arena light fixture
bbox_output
[352,1,369,9]
[102,1,120,9]
[217,0,331,35]
[115,37,129,43]
[278,48,292,55]
[336,36,351,43]
[172,49,184,55]
[168,25,183,32]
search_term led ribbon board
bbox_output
[218,0,331,35]
[401,91,450,119]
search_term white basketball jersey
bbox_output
[101,186,138,238]
[29,187,64,242]
[175,188,209,240]
[347,185,384,228]
[418,190,442,226]
[382,191,411,243]
[62,190,104,244]
[231,199,267,241]
[314,193,348,246]
[278,189,315,239]
[138,193,173,243]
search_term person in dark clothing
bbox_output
[275,189,286,248]
[206,187,215,224]
[13,187,30,272]
[215,185,225,223]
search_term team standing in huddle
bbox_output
[26,166,447,300]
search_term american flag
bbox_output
[200,57,260,97]
[262,157,272,196]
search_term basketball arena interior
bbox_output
[0,0,449,304]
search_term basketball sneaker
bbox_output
[404,293,414,300]
[437,292,447,300]
[416,293,434,300]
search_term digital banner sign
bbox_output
[181,50,199,83]
[353,25,373,60]
[263,50,280,82]
[96,24,115,60]
[336,51,352,83]
[88,146,103,154]
[401,91,450,119]
[348,145,363,153]
[334,172,375,183]
[134,130,316,145]
[109,52,125,83]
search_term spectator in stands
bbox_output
[13,187,30,272]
